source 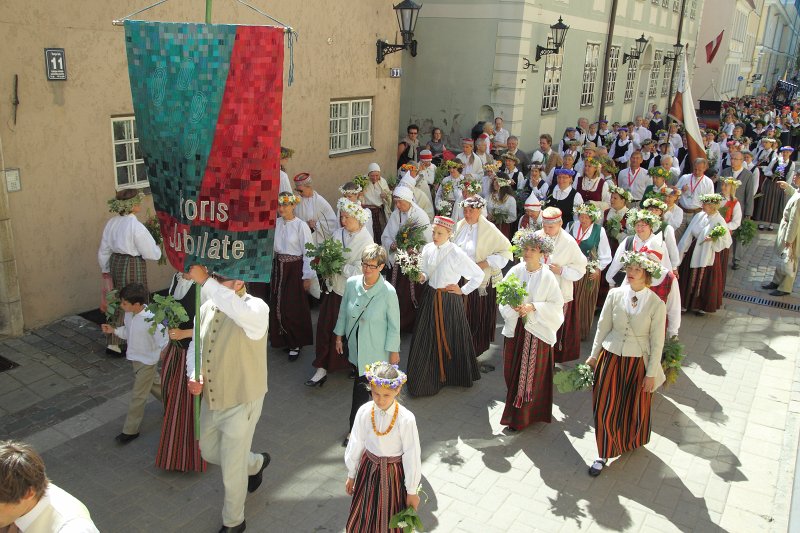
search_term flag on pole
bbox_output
[705,30,724,63]
[669,54,705,165]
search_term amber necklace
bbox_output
[371,401,399,437]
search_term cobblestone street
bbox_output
[1,231,799,533]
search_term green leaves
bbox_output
[708,223,728,240]
[305,239,350,280]
[145,294,189,337]
[389,506,425,532]
[395,223,428,252]
[732,219,757,246]
[553,364,595,393]
[661,337,686,386]
[604,216,622,241]
[105,289,120,322]
[496,273,528,323]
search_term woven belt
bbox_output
[683,207,701,214]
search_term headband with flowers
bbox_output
[460,195,486,209]
[620,250,663,279]
[512,228,555,255]
[575,202,602,222]
[278,192,300,205]
[699,193,725,204]
[108,192,144,215]
[364,362,407,389]
[648,166,671,181]
[337,198,369,226]
[280,146,295,159]
[584,156,601,167]
[609,185,633,203]
[642,197,668,212]
[338,183,363,196]
[400,163,418,172]
[444,160,464,170]
[720,178,742,189]
[483,162,502,175]
[626,208,662,228]
[495,177,514,189]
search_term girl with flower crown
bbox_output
[270,192,317,360]
[344,362,421,533]
[435,160,466,222]
[677,193,733,315]
[498,230,564,430]
[719,178,743,285]
[486,173,517,238]
[98,189,162,355]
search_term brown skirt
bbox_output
[553,300,581,363]
[501,323,554,429]
[312,291,352,373]
[573,274,601,341]
[678,251,724,313]
[462,282,498,357]
[269,255,313,348]
[390,265,422,333]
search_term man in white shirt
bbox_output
[0,440,99,533]
[535,134,557,176]
[492,117,510,157]
[617,151,653,204]
[675,158,715,231]
[293,172,338,245]
[634,116,653,144]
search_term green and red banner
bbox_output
[124,21,284,282]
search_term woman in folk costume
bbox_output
[269,192,317,360]
[293,172,339,246]
[762,177,800,296]
[518,195,543,231]
[754,138,778,226]
[610,127,634,166]
[98,190,161,356]
[498,231,564,430]
[454,196,513,366]
[607,209,672,288]
[486,173,518,239]
[527,164,550,202]
[381,186,433,333]
[362,163,393,243]
[308,200,375,387]
[502,152,526,191]
[156,272,205,473]
[456,138,485,182]
[546,153,577,187]
[406,216,485,396]
[642,198,681,275]
[642,166,670,202]
[718,178,743,286]
[344,362,421,533]
[398,169,434,221]
[662,186,684,233]
[597,186,632,306]
[586,251,667,477]
[576,157,611,212]
[566,203,612,341]
[536,207,588,363]
[435,160,466,222]
[759,146,796,231]
[677,193,733,315]
[337,181,374,239]
[545,168,583,223]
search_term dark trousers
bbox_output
[349,374,372,430]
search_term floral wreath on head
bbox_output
[483,162,502,175]
[277,192,300,205]
[337,198,369,226]
[699,193,724,204]
[584,156,601,168]
[444,160,464,170]
[364,362,407,389]
[108,192,144,215]
[460,195,486,209]
[620,250,663,279]
[461,180,483,196]
[648,166,671,180]
[338,183,363,196]
[626,208,662,228]
[400,163,418,172]
[495,177,514,189]
[703,129,718,138]
[720,178,742,189]
[512,228,555,255]
[608,185,633,203]
[642,197,668,212]
[280,146,294,159]
[352,174,370,189]
[575,202,602,222]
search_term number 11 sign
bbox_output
[44,48,67,81]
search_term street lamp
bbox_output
[663,42,684,65]
[622,34,649,64]
[376,0,423,64]
[534,17,570,62]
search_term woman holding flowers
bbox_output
[677,193,733,315]
[338,180,374,239]
[307,200,375,387]
[435,160,466,222]
[527,164,550,202]
[270,192,317,360]
[344,362,421,533]
[760,146,796,231]
[98,189,162,356]
[586,251,667,477]
[486,173,517,239]
[406,216,485,396]
[498,231,564,430]
[566,203,612,340]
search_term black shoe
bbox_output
[770,289,790,296]
[505,426,519,433]
[219,522,246,533]
[348,368,356,380]
[288,348,300,362]
[342,436,349,447]
[762,282,779,290]
[479,363,496,374]
[758,224,765,230]
[247,453,271,493]
[588,459,606,477]
[115,432,139,444]
[768,225,775,231]
[304,375,327,387]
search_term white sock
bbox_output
[310,368,327,382]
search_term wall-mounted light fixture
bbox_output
[535,17,569,62]
[376,0,422,64]
[663,42,684,65]
[623,34,649,64]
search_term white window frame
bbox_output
[673,0,680,11]
[624,56,639,102]
[541,38,564,112]
[605,46,621,104]
[581,43,601,107]
[662,0,669,7]
[329,98,373,155]
[662,56,672,97]
[649,50,663,98]
[111,116,148,190]
[690,0,696,18]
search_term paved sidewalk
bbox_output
[0,231,798,532]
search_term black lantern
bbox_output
[377,0,423,64]
[663,42,684,65]
[623,34,649,64]
[535,17,570,62]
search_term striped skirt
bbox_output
[346,451,407,533]
[573,274,601,341]
[390,265,422,334]
[312,291,352,373]
[553,300,581,363]
[365,206,387,244]
[501,322,554,429]
[155,343,206,472]
[462,282,497,357]
[107,253,148,346]
[269,254,313,349]
[593,350,653,459]
[758,178,788,224]
[406,287,481,397]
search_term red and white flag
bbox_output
[668,55,705,165]
[705,30,724,63]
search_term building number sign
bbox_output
[44,48,67,81]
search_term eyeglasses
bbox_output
[361,262,381,270]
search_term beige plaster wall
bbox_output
[0,0,400,328]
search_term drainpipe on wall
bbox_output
[597,0,619,123]
[0,136,24,337]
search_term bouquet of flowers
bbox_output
[104,289,119,322]
[395,222,428,252]
[400,163,418,173]
[144,210,167,265]
[604,216,623,241]
[732,219,757,246]
[461,179,482,196]
[661,337,686,386]
[705,147,718,170]
[774,166,786,181]
[389,485,428,533]
[553,364,595,393]
[440,180,455,201]
[145,294,190,343]
[600,157,618,177]
[496,273,528,323]
[708,224,728,240]
[490,209,511,226]
[306,239,350,289]
[395,249,423,283]
[352,174,369,189]
[434,165,448,188]
[435,199,453,217]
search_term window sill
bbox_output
[329,147,376,159]
[115,184,152,195]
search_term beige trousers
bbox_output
[199,397,265,527]
[122,361,162,434]
[772,253,799,293]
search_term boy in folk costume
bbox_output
[453,196,513,371]
[498,231,564,430]
[362,163,393,242]
[293,172,338,246]
[535,207,588,363]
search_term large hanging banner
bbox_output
[124,21,284,282]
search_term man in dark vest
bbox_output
[719,151,755,270]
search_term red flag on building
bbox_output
[705,30,724,63]
[669,55,705,165]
